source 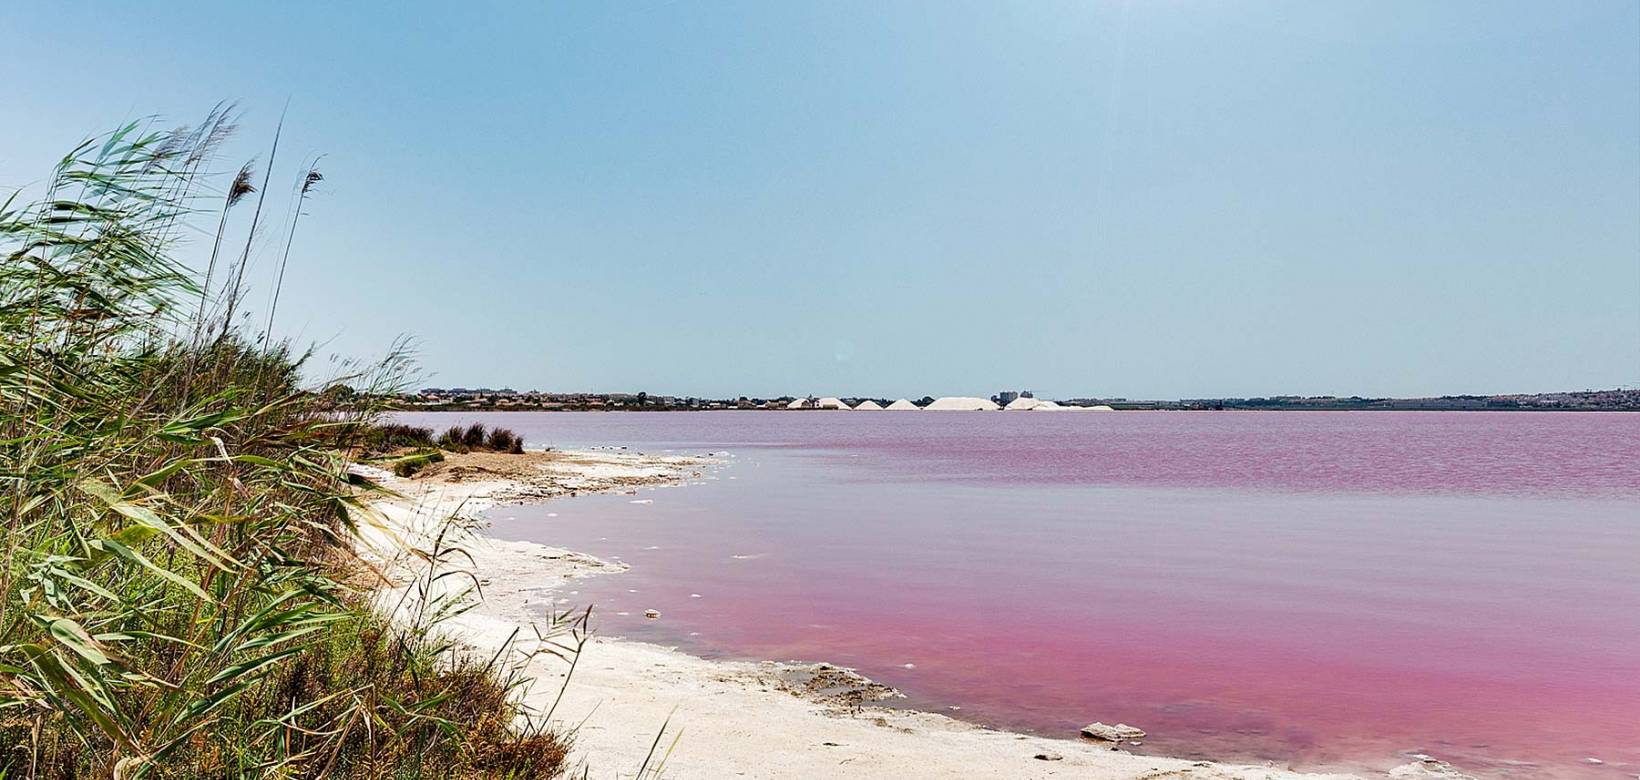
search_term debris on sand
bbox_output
[772,662,901,710]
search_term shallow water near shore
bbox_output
[396,410,1640,779]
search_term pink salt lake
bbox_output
[396,410,1640,779]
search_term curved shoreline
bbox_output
[356,448,1436,780]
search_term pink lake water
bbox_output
[395,411,1640,778]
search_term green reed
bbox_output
[0,114,570,779]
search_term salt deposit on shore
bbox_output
[787,397,853,410]
[924,396,1001,411]
[1004,397,1069,411]
[359,448,1379,780]
[789,396,1109,411]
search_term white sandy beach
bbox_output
[353,449,1448,780]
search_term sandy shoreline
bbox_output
[354,448,1439,780]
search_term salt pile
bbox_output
[885,399,920,410]
[924,396,1000,411]
[853,400,884,410]
[1004,397,1069,410]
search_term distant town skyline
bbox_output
[3,2,1636,399]
[400,386,1640,412]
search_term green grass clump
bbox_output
[0,113,568,778]
[386,448,446,477]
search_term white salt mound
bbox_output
[786,398,812,409]
[816,397,851,410]
[885,399,920,410]
[1004,397,1042,410]
[853,400,884,410]
[924,396,1001,411]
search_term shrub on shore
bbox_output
[0,115,567,777]
[361,422,437,453]
[439,424,469,450]
[434,423,526,454]
[487,426,524,454]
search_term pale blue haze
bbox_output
[2,2,1636,399]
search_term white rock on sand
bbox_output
[1388,756,1477,780]
[1081,722,1147,742]
[923,396,1001,411]
[360,449,1369,780]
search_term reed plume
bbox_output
[216,111,283,346]
[189,160,255,350]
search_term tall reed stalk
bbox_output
[262,163,322,350]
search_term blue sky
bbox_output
[3,2,1636,399]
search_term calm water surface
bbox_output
[396,411,1640,778]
